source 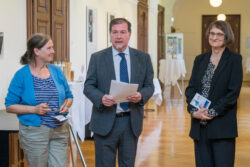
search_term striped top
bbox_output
[32,75,63,128]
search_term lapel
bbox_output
[209,47,230,95]
[103,47,116,81]
[129,47,138,83]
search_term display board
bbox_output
[166,33,183,59]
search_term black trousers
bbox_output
[194,125,235,167]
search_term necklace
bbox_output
[30,64,50,79]
[210,54,222,70]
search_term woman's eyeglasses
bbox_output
[209,32,225,38]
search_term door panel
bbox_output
[52,0,69,61]
[53,24,64,61]
[37,20,50,34]
[33,0,51,36]
[27,0,69,61]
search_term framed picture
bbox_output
[87,9,93,42]
[86,7,97,68]
[107,12,115,47]
[0,32,3,56]
[166,33,183,59]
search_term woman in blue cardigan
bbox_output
[5,33,73,167]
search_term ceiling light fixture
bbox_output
[217,14,226,21]
[210,0,222,7]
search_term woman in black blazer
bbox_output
[185,20,242,167]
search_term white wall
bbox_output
[159,0,176,33]
[0,0,26,109]
[70,0,139,80]
[69,0,86,80]
[148,0,159,76]
[70,0,160,78]
[0,0,160,110]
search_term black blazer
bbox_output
[185,47,243,140]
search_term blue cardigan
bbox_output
[5,64,73,126]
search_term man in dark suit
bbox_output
[84,18,154,167]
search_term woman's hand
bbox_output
[35,103,51,115]
[59,105,69,114]
[59,99,73,114]
[192,105,213,121]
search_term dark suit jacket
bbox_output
[185,47,243,140]
[84,47,154,137]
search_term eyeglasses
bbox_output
[209,32,225,38]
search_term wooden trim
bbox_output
[66,0,70,62]
[137,0,148,52]
[8,132,25,167]
[138,0,147,5]
[26,0,33,39]
[138,0,148,8]
[157,5,165,78]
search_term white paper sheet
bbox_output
[109,80,138,102]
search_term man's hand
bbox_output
[127,92,142,103]
[102,94,116,107]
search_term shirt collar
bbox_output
[112,46,129,56]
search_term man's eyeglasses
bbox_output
[209,32,225,38]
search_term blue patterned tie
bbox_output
[118,52,129,111]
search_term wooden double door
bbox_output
[202,15,240,54]
[27,0,69,61]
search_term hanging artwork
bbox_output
[107,12,115,47]
[86,7,97,68]
[166,33,183,59]
[0,32,3,56]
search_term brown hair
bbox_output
[109,18,131,33]
[206,20,235,46]
[20,33,51,65]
